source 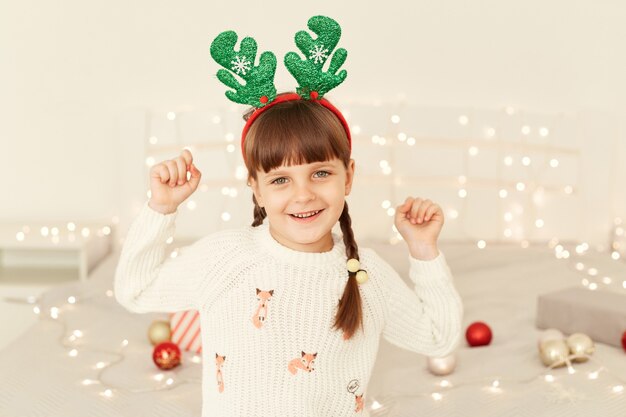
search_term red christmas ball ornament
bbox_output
[621,330,626,352]
[466,321,493,347]
[152,341,182,370]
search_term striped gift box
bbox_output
[169,310,203,354]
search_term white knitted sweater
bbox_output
[114,201,464,417]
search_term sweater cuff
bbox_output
[407,251,453,286]
[139,200,178,240]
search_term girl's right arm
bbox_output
[114,150,204,313]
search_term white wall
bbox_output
[1,0,625,244]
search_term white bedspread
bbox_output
[1,241,624,416]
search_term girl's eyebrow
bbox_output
[267,162,336,176]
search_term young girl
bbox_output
[115,16,463,417]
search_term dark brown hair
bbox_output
[244,93,364,340]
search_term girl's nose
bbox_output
[293,182,316,202]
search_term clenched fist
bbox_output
[148,149,202,214]
[394,197,444,260]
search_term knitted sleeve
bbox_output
[114,201,216,314]
[376,250,463,357]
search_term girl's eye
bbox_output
[270,171,330,185]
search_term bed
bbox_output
[1,237,624,416]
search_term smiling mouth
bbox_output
[289,209,324,219]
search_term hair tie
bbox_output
[346,258,369,284]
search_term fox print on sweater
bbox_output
[114,201,463,417]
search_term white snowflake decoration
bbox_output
[230,55,251,75]
[308,44,329,64]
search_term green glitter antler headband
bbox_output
[209,15,352,158]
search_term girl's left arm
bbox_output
[378,196,464,357]
[379,251,463,357]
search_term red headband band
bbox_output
[240,92,352,160]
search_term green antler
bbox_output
[210,31,277,107]
[284,15,348,99]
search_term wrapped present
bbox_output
[169,310,202,354]
[536,286,626,348]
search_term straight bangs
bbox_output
[244,99,349,179]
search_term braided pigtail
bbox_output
[332,200,364,340]
[251,194,267,227]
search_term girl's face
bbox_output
[249,157,355,253]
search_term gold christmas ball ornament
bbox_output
[148,320,172,346]
[347,258,360,273]
[566,333,594,362]
[539,339,569,367]
[427,354,457,376]
[355,270,369,284]
[537,328,564,350]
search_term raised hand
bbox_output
[148,149,202,214]
[394,197,444,260]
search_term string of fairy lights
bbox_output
[142,104,588,248]
[2,237,624,411]
[2,103,624,413]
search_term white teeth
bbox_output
[292,210,321,218]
